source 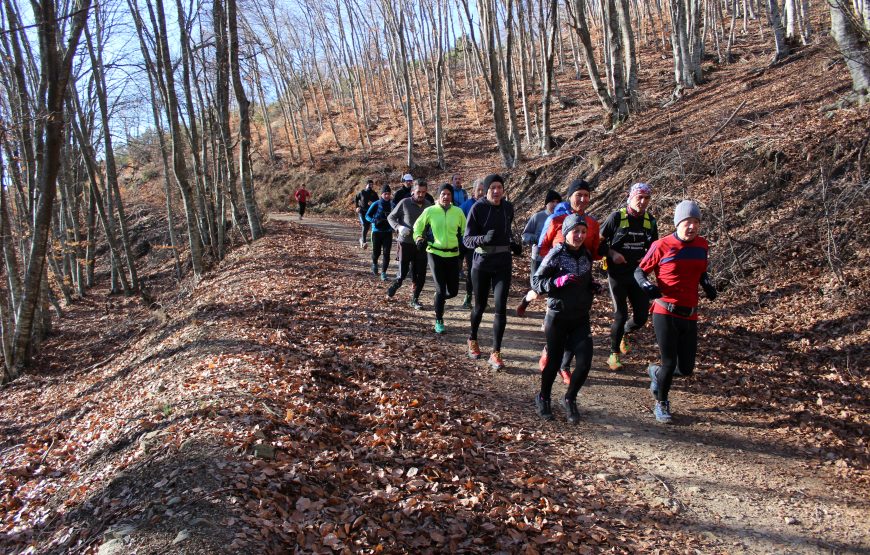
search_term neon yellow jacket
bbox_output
[413,204,466,257]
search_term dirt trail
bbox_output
[273,213,869,554]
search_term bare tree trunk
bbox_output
[829,0,870,100]
[9,0,91,376]
[566,0,618,122]
[84,19,138,292]
[227,0,263,239]
[767,0,790,62]
[132,0,205,277]
[540,0,558,153]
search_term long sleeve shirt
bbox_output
[521,208,552,262]
[413,204,466,257]
[388,197,432,244]
[365,199,394,233]
[532,243,594,317]
[637,233,709,320]
[463,199,515,272]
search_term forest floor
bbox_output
[278,214,870,555]
[4,214,864,553]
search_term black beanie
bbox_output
[544,189,562,204]
[438,183,454,197]
[566,178,591,198]
[382,184,392,193]
[482,174,504,190]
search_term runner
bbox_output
[294,184,311,221]
[515,189,563,316]
[354,179,379,249]
[413,183,466,334]
[459,179,484,308]
[635,200,717,423]
[392,173,415,204]
[451,174,468,206]
[387,179,432,309]
[535,179,602,383]
[532,214,600,423]
[365,185,394,280]
[463,174,520,371]
[599,183,659,370]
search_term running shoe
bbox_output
[559,368,572,385]
[648,363,660,398]
[538,347,548,373]
[488,351,505,371]
[409,298,423,310]
[387,282,400,298]
[620,335,631,354]
[562,397,580,424]
[371,263,378,276]
[359,238,365,248]
[607,352,623,371]
[467,339,481,359]
[461,293,472,309]
[653,400,672,423]
[535,393,554,421]
[434,320,446,334]
[380,272,388,281]
[515,297,529,317]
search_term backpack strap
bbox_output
[621,207,653,230]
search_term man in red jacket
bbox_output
[294,185,311,220]
[635,200,717,423]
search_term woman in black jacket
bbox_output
[531,214,600,423]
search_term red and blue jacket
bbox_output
[638,233,709,320]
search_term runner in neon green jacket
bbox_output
[413,184,467,333]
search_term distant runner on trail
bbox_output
[532,214,600,423]
[451,174,468,206]
[365,185,394,281]
[387,179,433,309]
[599,183,659,371]
[459,179,485,309]
[463,174,520,371]
[635,200,717,424]
[392,173,415,204]
[413,184,466,334]
[294,185,311,221]
[515,189,563,317]
[354,179,379,249]
[535,179,602,382]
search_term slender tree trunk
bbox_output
[226,0,263,239]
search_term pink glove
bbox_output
[554,274,578,288]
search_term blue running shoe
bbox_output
[654,400,672,423]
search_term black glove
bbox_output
[641,281,662,299]
[590,281,603,295]
[415,238,427,251]
[482,229,495,245]
[700,272,717,301]
[510,242,522,256]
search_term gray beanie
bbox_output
[562,213,588,236]
[673,200,701,226]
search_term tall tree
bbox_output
[7,0,91,377]
[829,0,870,101]
[226,0,263,239]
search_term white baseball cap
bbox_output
[402,173,414,182]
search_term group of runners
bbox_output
[345,173,717,424]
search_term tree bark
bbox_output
[226,0,263,239]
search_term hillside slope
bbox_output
[250,29,869,476]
